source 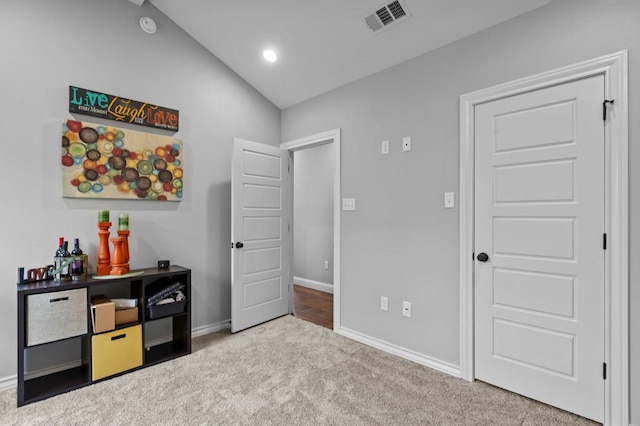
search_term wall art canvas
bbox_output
[61,120,183,201]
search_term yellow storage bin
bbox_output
[92,325,142,381]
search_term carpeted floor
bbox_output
[0,315,597,425]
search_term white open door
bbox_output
[231,138,290,333]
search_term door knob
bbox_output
[235,242,244,249]
[477,252,489,262]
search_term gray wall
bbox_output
[0,0,280,382]
[282,0,639,422]
[293,143,334,286]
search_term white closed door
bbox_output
[474,75,605,422]
[231,138,290,333]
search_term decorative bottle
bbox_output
[54,237,70,281]
[70,238,84,279]
[55,237,65,258]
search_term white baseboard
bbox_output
[338,326,461,378]
[293,276,333,294]
[192,320,230,337]
[0,374,16,391]
[1,320,232,391]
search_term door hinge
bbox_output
[472,252,475,261]
[603,362,607,380]
[603,233,607,250]
[603,99,614,121]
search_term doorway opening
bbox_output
[281,129,341,332]
[291,142,334,328]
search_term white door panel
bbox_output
[493,319,575,375]
[493,217,576,259]
[494,160,576,203]
[243,184,281,209]
[474,75,605,422]
[492,268,576,318]
[493,100,576,152]
[231,138,290,333]
[243,217,281,242]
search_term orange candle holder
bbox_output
[110,236,129,275]
[117,229,130,266]
[97,221,112,276]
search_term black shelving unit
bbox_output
[16,265,191,407]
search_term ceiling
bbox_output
[147,0,552,109]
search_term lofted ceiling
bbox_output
[148,0,552,109]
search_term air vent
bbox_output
[364,0,411,33]
[376,6,394,26]
[388,1,407,19]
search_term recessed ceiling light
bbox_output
[263,49,277,63]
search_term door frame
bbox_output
[281,128,341,331]
[459,51,628,425]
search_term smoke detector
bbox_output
[364,0,412,33]
[139,16,157,34]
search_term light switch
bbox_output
[444,192,455,208]
[402,136,411,152]
[381,140,389,155]
[342,198,356,211]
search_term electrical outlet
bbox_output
[402,136,411,152]
[402,301,411,318]
[324,260,329,270]
[381,296,388,311]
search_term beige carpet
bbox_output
[0,315,597,425]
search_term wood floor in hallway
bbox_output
[293,284,333,329]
